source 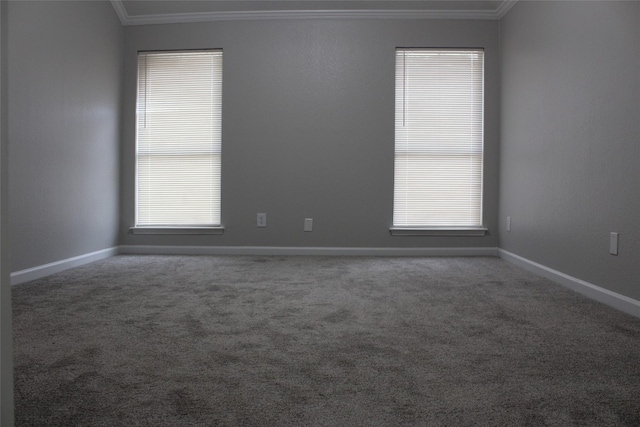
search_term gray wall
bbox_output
[120,19,500,249]
[8,1,123,272]
[1,1,12,423]
[499,1,640,300]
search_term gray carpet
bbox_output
[12,255,640,426]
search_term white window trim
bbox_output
[389,227,488,237]
[392,48,485,233]
[135,50,223,230]
[130,226,225,235]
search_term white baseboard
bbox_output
[11,247,120,286]
[11,245,638,319]
[5,245,497,286]
[499,249,640,318]
[119,245,499,257]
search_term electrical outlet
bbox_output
[304,218,313,232]
[610,232,619,255]
[506,216,511,232]
[257,213,267,228]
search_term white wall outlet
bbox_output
[304,218,313,232]
[610,232,619,255]
[506,216,511,232]
[257,213,267,228]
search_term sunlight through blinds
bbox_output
[394,49,484,227]
[136,50,222,226]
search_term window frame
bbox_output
[390,47,487,237]
[131,49,224,235]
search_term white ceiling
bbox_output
[111,0,518,25]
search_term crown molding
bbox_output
[110,0,517,26]
[495,0,519,19]
[110,0,129,25]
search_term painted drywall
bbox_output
[0,0,13,423]
[120,19,500,249]
[499,1,640,300]
[8,1,123,272]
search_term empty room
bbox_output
[1,0,639,425]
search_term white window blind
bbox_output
[136,50,222,226]
[394,49,484,228]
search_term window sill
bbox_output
[389,227,488,237]
[130,226,225,235]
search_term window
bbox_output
[393,49,484,233]
[135,50,223,229]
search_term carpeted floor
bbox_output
[12,255,640,426]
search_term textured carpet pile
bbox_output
[12,255,640,426]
